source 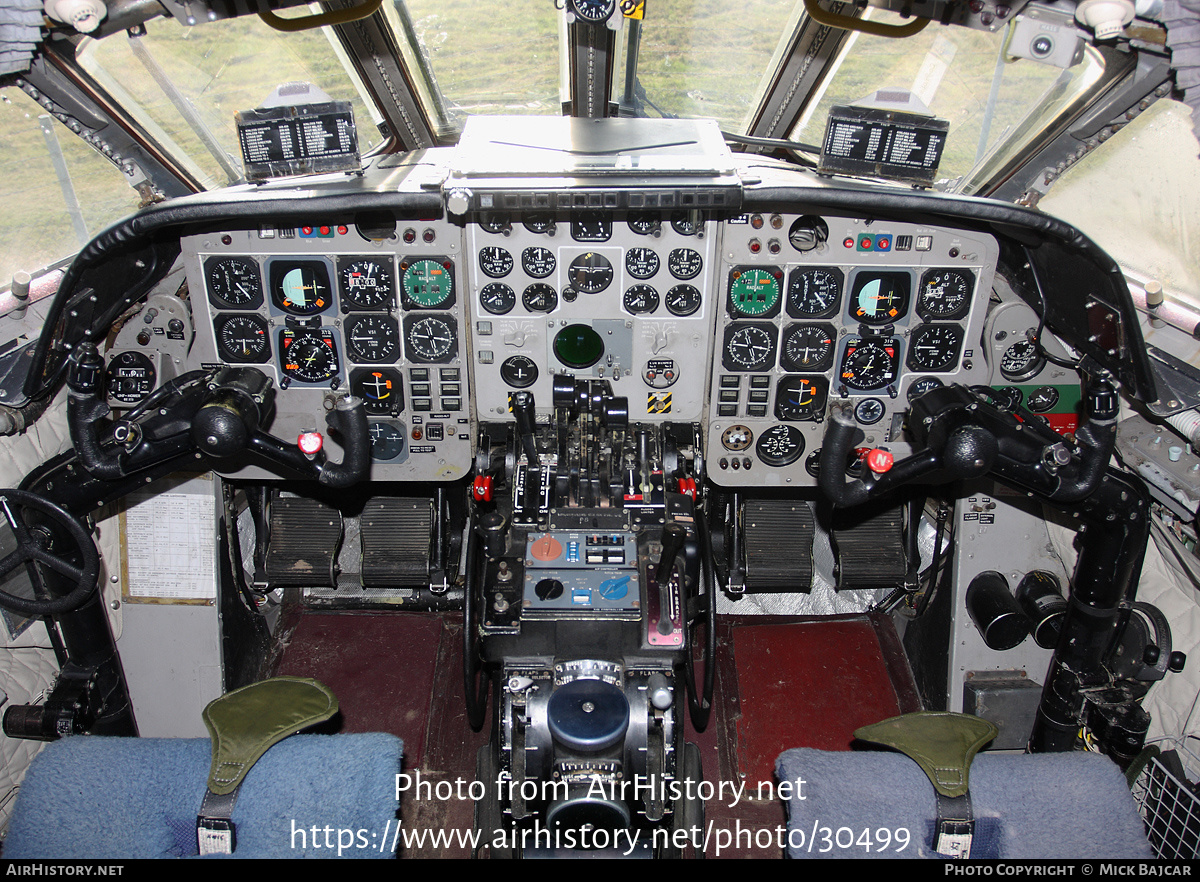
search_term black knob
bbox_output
[479,511,507,559]
[1143,645,1161,667]
[656,522,687,584]
[535,578,564,601]
[1170,651,1187,673]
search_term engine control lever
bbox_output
[656,521,687,583]
[511,390,541,467]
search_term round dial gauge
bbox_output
[214,313,271,363]
[1026,386,1060,414]
[206,257,262,308]
[479,282,516,316]
[787,268,843,318]
[338,258,394,309]
[623,284,659,315]
[848,271,910,325]
[401,258,454,308]
[571,211,611,242]
[756,424,805,467]
[907,376,944,402]
[906,323,963,373]
[667,248,703,280]
[522,247,556,278]
[479,213,511,234]
[566,252,614,293]
[670,211,701,236]
[988,385,1025,412]
[628,213,660,235]
[855,397,886,425]
[106,351,156,405]
[345,314,400,363]
[368,421,407,461]
[522,283,558,313]
[781,324,836,373]
[665,284,702,317]
[774,376,828,422]
[1000,339,1046,382]
[569,0,615,21]
[404,315,457,363]
[839,337,900,391]
[523,214,555,234]
[478,246,514,279]
[728,267,782,317]
[625,247,660,279]
[721,425,753,451]
[280,328,340,384]
[270,260,333,315]
[722,323,777,372]
[918,269,974,319]
[351,368,403,415]
[500,355,539,388]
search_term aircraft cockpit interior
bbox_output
[2,0,1200,860]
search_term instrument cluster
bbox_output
[185,222,474,483]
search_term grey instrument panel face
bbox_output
[184,222,473,482]
[707,213,998,488]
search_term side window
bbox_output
[0,86,142,285]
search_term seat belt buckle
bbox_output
[197,816,237,856]
[935,818,974,858]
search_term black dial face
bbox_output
[787,267,843,318]
[848,271,911,325]
[855,397,886,425]
[667,248,703,280]
[628,213,660,235]
[401,258,455,308]
[479,213,511,234]
[907,376,944,402]
[500,355,539,388]
[665,284,702,317]
[522,247,556,278]
[478,246,514,279]
[570,0,615,21]
[106,351,156,405]
[270,260,334,315]
[728,266,783,317]
[345,314,400,363]
[571,211,611,242]
[906,323,963,373]
[523,213,555,234]
[755,424,805,467]
[1000,339,1045,382]
[774,376,828,422]
[351,368,404,415]
[566,252,614,293]
[214,313,271,363]
[839,337,900,391]
[280,328,340,384]
[625,247,660,279]
[206,256,262,308]
[988,385,1024,411]
[781,323,836,372]
[623,284,659,315]
[1026,386,1060,413]
[403,315,458,363]
[670,211,701,236]
[479,282,516,315]
[918,269,974,320]
[722,322,778,372]
[522,283,558,313]
[338,257,394,310]
[368,421,407,461]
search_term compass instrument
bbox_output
[403,315,458,363]
[722,323,778,372]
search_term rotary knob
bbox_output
[445,187,473,217]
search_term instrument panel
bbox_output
[177,205,1036,488]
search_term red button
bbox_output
[472,475,493,502]
[297,432,323,455]
[866,448,894,474]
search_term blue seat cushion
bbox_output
[775,748,1153,859]
[6,733,403,859]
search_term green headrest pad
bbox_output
[854,712,998,799]
[202,677,338,796]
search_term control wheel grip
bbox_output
[318,397,370,488]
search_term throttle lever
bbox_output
[655,522,688,636]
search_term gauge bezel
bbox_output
[105,350,157,405]
[268,258,335,316]
[570,210,612,242]
[625,247,660,279]
[905,323,964,373]
[627,212,661,235]
[665,284,702,317]
[722,322,778,373]
[623,284,660,315]
[839,336,901,392]
[774,375,829,422]
[351,367,404,416]
[400,257,456,309]
[521,246,557,279]
[999,339,1046,382]
[205,256,263,309]
[755,424,806,467]
[727,265,783,318]
[478,246,515,279]
[667,248,703,280]
[403,314,459,363]
[500,355,539,389]
[786,266,843,319]
[344,313,401,364]
[279,327,341,385]
[780,323,837,373]
[479,282,517,315]
[917,268,974,321]
[214,312,272,364]
[846,269,912,326]
[337,256,395,311]
[566,252,614,293]
[522,283,558,313]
